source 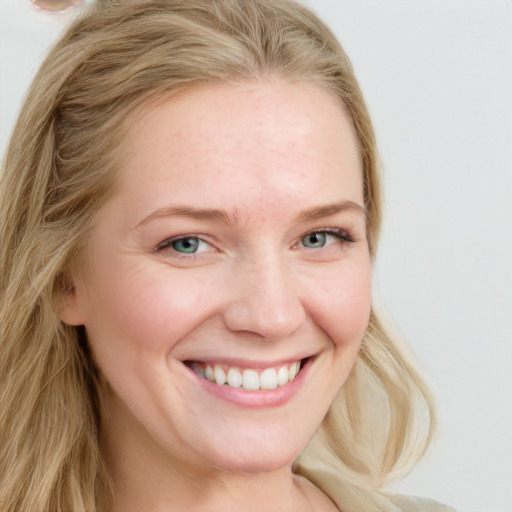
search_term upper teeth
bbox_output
[190,361,301,390]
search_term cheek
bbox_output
[305,262,372,346]
[83,261,216,359]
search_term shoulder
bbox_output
[387,493,457,512]
[294,458,456,512]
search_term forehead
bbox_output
[115,81,363,223]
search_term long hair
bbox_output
[0,1,435,510]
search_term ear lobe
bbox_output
[55,277,87,326]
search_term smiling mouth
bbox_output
[185,359,306,391]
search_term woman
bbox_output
[0,1,455,510]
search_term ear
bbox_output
[55,273,88,326]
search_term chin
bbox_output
[198,433,307,475]
[213,452,299,475]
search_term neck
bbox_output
[108,454,314,512]
[100,409,318,512]
[99,387,337,511]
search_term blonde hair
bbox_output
[0,1,435,510]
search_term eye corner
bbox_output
[153,234,221,260]
[300,228,354,249]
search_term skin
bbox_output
[61,81,372,511]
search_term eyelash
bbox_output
[154,227,354,257]
[295,228,355,252]
[154,234,214,255]
[307,228,354,244]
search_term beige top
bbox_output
[297,459,457,512]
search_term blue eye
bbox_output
[302,232,328,248]
[300,229,353,249]
[172,237,200,253]
[156,236,213,255]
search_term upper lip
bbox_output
[182,353,315,369]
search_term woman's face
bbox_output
[63,81,372,476]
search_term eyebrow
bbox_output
[296,201,367,223]
[136,200,367,228]
[136,206,234,228]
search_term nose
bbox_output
[222,251,306,340]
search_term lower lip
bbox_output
[184,358,313,409]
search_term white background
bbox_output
[1,1,511,511]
